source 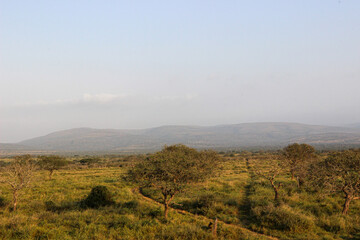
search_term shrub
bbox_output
[123,200,139,210]
[0,160,9,167]
[251,204,315,232]
[0,196,7,207]
[147,208,162,218]
[180,193,216,215]
[44,201,58,211]
[79,158,100,165]
[318,214,347,233]
[81,186,114,209]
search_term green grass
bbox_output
[0,154,359,239]
[0,164,272,240]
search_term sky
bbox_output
[1,0,360,142]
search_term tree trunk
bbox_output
[270,180,279,201]
[296,176,305,188]
[49,170,54,180]
[212,218,218,238]
[13,190,18,211]
[164,202,169,219]
[162,193,175,219]
[342,194,353,215]
[274,188,279,202]
[291,170,295,180]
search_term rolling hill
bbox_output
[8,122,360,152]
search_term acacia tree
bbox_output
[128,144,220,219]
[254,158,285,202]
[38,155,69,179]
[310,150,360,215]
[283,143,316,185]
[4,155,37,211]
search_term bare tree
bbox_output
[254,158,285,202]
[3,155,37,211]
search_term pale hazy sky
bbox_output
[1,1,360,142]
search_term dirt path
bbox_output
[238,158,254,225]
[132,188,279,240]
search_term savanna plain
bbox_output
[0,146,359,240]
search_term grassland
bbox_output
[0,153,359,239]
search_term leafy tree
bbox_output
[3,155,37,211]
[128,144,220,219]
[283,143,316,185]
[38,155,69,179]
[309,150,360,215]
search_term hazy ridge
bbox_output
[0,122,358,153]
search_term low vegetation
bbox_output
[0,144,359,239]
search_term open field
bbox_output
[0,152,359,240]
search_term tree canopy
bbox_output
[128,144,220,219]
[309,149,360,214]
[38,155,69,179]
[283,143,316,183]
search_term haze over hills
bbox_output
[344,123,360,129]
[1,122,359,154]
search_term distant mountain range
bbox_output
[1,122,360,154]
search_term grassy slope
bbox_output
[0,155,359,239]
[0,166,272,240]
[141,155,360,240]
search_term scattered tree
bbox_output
[3,155,37,211]
[283,143,316,186]
[309,150,360,215]
[254,158,285,202]
[128,144,220,219]
[38,155,69,179]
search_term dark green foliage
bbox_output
[0,196,7,207]
[129,144,220,189]
[123,200,139,209]
[283,143,316,182]
[128,144,220,219]
[180,194,216,215]
[44,200,57,211]
[79,157,100,165]
[81,186,114,209]
[0,160,9,167]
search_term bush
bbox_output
[79,158,100,165]
[180,193,216,215]
[81,186,114,209]
[44,201,58,211]
[0,196,7,207]
[123,200,139,210]
[0,160,9,167]
[251,204,315,232]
